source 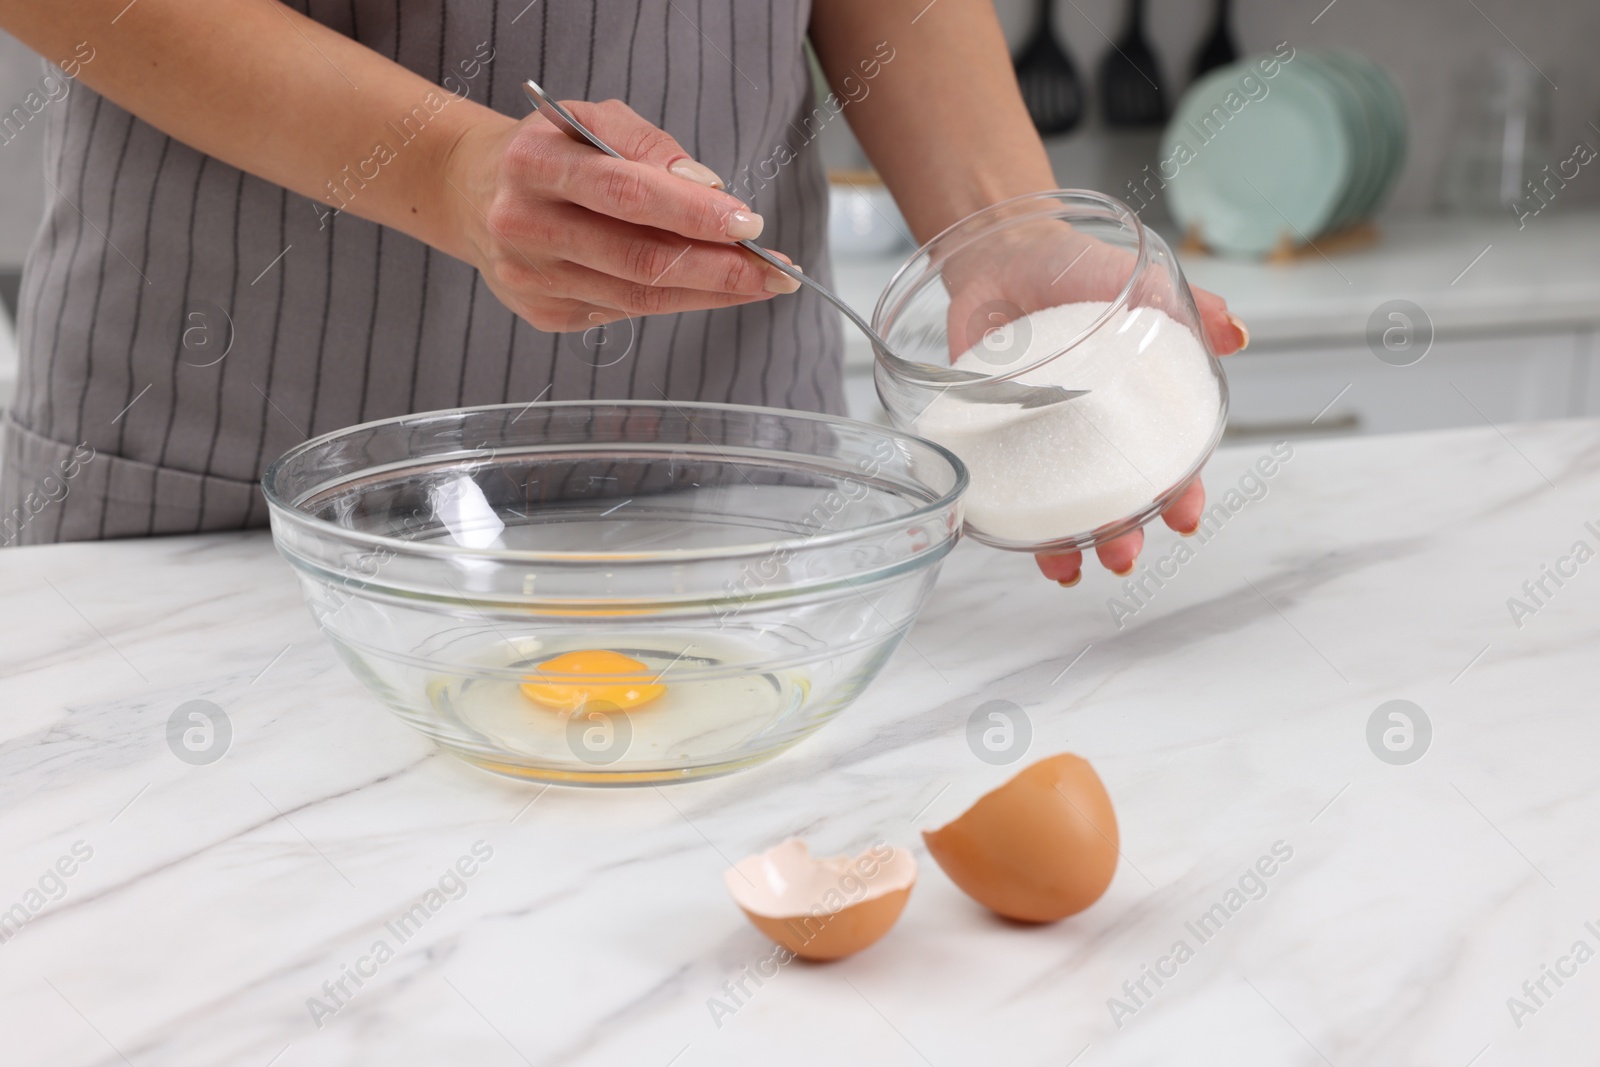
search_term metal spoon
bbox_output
[521,79,1085,410]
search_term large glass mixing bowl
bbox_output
[263,402,966,786]
[872,190,1228,554]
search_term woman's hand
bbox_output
[0,1,805,338]
[1032,276,1246,588]
[444,100,800,332]
[939,221,1249,589]
[807,0,1250,589]
[1033,272,1246,586]
[943,221,1246,360]
[1033,285,1244,587]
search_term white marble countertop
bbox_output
[5,418,1600,1066]
[832,209,1600,366]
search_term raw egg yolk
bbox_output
[520,650,666,712]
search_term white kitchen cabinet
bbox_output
[844,329,1595,437]
[1220,330,1590,442]
[1576,328,1600,417]
[830,210,1600,438]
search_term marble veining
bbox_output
[2,420,1599,1065]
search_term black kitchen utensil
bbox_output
[1014,0,1084,136]
[1191,0,1239,82]
[1098,0,1167,128]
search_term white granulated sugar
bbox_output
[914,301,1220,544]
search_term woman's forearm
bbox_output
[0,0,512,262]
[0,0,794,331]
[809,0,1056,243]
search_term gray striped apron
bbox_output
[1,0,842,545]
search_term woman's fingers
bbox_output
[566,99,725,187]
[544,260,781,319]
[470,100,809,325]
[1035,482,1210,589]
[1160,479,1206,535]
[513,113,764,244]
[1095,527,1144,575]
[1035,530,1147,586]
[541,205,798,296]
[1034,549,1084,586]
[1193,286,1249,355]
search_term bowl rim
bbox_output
[261,399,970,565]
[870,188,1150,390]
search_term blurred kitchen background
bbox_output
[2,0,1599,442]
[822,0,1600,439]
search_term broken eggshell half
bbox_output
[723,838,917,961]
[922,753,1119,923]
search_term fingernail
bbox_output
[1112,564,1135,577]
[668,158,724,188]
[1056,573,1081,588]
[1226,312,1250,351]
[726,210,764,240]
[764,267,801,294]
[1178,523,1199,537]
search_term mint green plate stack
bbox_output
[1161,50,1407,258]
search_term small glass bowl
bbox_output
[263,402,966,786]
[871,190,1229,554]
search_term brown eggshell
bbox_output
[923,753,1118,923]
[724,839,916,961]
